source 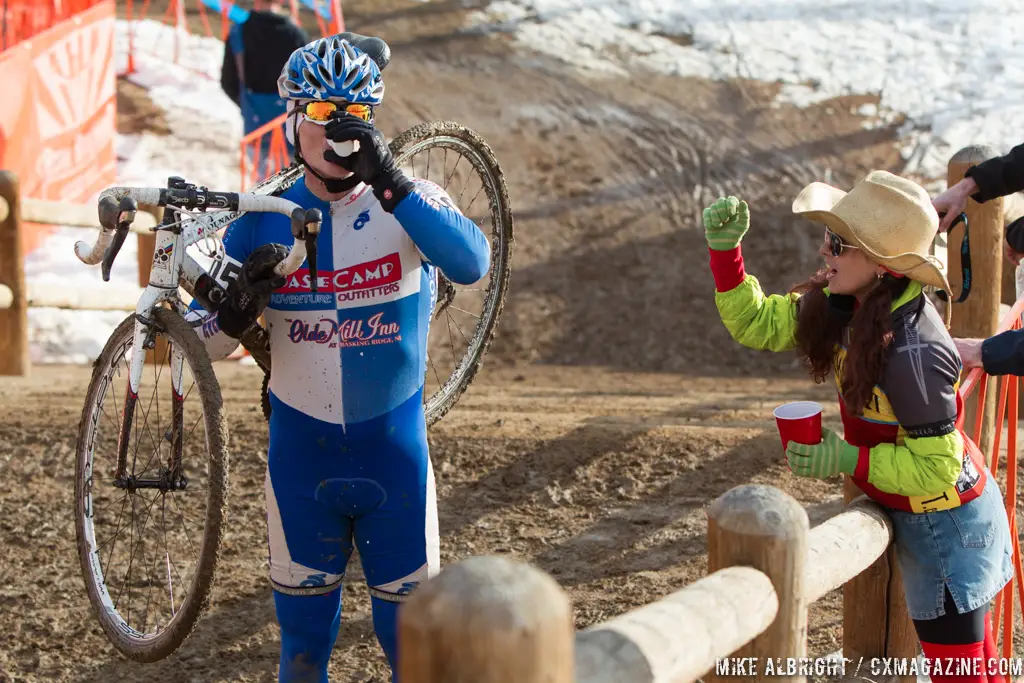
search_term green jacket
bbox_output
[717,273,964,497]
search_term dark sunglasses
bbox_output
[825,227,859,258]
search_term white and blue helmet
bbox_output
[277,35,385,105]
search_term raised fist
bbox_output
[702,196,750,251]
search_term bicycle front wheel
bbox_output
[74,307,229,661]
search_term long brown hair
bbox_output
[790,270,914,415]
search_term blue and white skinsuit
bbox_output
[191,175,490,681]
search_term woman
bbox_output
[705,170,1014,682]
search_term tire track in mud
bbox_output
[428,58,823,374]
[504,58,828,226]
[435,49,905,374]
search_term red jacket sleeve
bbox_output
[708,246,746,292]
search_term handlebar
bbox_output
[74,176,323,292]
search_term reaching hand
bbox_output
[786,428,859,480]
[702,196,750,251]
[953,338,985,370]
[932,178,976,233]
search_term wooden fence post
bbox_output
[706,484,809,683]
[398,555,574,683]
[0,171,28,376]
[841,479,917,682]
[947,145,1003,458]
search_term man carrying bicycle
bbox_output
[192,33,491,683]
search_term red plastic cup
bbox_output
[773,401,823,450]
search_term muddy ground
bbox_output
[0,364,861,683]
[2,0,1023,680]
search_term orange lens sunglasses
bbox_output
[302,101,373,123]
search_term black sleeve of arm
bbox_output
[221,41,240,107]
[963,142,1024,202]
[290,23,310,48]
[982,328,1024,376]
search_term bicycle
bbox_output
[71,120,514,662]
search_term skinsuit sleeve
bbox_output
[391,179,491,285]
[184,213,258,361]
[852,306,964,496]
[708,244,799,352]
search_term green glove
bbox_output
[786,428,859,480]
[702,196,750,251]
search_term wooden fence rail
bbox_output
[400,486,906,683]
[0,170,161,375]
[575,566,778,683]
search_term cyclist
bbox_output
[703,172,1013,681]
[192,34,491,683]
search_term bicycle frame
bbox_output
[74,178,322,488]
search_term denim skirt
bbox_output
[888,473,1014,621]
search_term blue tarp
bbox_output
[196,0,332,25]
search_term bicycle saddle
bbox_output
[337,32,391,71]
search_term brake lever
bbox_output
[304,209,322,293]
[101,197,139,282]
[290,207,323,292]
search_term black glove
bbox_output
[215,243,288,339]
[1007,216,1024,254]
[324,115,414,213]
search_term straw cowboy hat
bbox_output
[791,170,952,297]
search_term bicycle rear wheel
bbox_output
[74,307,228,661]
[390,121,514,427]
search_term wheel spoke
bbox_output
[445,311,458,367]
[168,493,200,563]
[101,492,131,579]
[428,354,444,393]
[446,310,472,348]
[447,305,481,320]
[393,128,511,426]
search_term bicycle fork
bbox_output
[111,315,188,493]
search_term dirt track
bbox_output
[1,363,856,683]
[4,0,1024,680]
